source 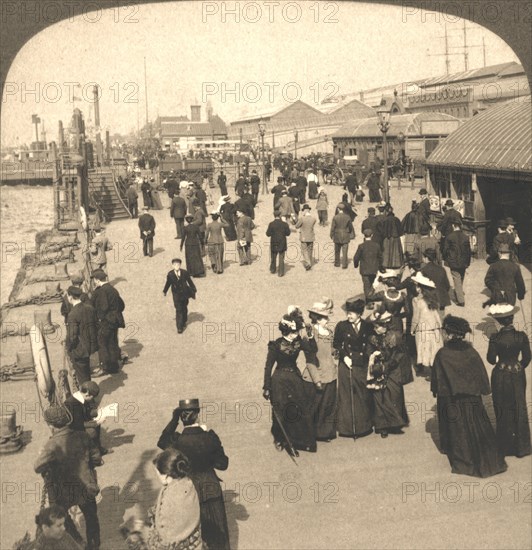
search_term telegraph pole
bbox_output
[463,20,469,71]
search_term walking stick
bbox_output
[519,299,527,327]
[348,364,356,442]
[346,344,356,442]
[271,404,299,465]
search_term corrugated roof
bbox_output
[426,98,532,172]
[231,100,324,124]
[332,112,459,139]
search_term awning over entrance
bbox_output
[426,98,532,173]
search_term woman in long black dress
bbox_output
[180,215,205,277]
[333,298,374,438]
[487,304,531,458]
[431,315,507,478]
[263,311,319,454]
[381,206,404,269]
[366,311,411,438]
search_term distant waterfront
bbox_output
[0,185,54,304]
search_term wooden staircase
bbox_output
[88,168,131,221]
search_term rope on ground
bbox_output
[1,292,63,311]
[24,275,70,285]
[40,242,79,253]
[0,362,34,382]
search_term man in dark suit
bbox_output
[266,210,291,277]
[138,206,156,257]
[66,286,99,384]
[271,177,286,210]
[333,298,373,437]
[64,381,105,457]
[361,207,379,239]
[217,170,228,196]
[486,219,518,264]
[421,248,451,311]
[249,169,261,206]
[170,191,187,240]
[295,172,308,204]
[417,188,431,232]
[61,272,89,323]
[443,222,471,306]
[35,405,101,550]
[165,176,179,202]
[235,174,247,197]
[236,209,255,265]
[234,194,254,220]
[330,203,355,269]
[91,270,125,374]
[163,258,197,333]
[484,244,526,305]
[344,170,358,205]
[353,229,382,301]
[125,183,138,218]
[437,199,463,238]
[158,399,230,550]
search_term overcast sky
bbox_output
[1,1,521,146]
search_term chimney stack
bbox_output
[191,105,201,122]
[359,90,365,103]
[93,85,100,128]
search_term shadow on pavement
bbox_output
[187,312,205,325]
[224,490,249,550]
[98,449,159,548]
[425,404,443,453]
[121,339,143,361]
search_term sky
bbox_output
[0,1,521,146]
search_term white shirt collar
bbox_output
[73,391,85,404]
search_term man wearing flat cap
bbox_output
[91,270,125,374]
[484,243,526,305]
[157,399,230,550]
[61,273,89,323]
[66,286,99,384]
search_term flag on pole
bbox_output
[32,114,41,124]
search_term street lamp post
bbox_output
[258,119,266,194]
[376,105,391,203]
[293,129,298,160]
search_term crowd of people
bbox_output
[27,160,530,550]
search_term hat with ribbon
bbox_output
[488,303,519,318]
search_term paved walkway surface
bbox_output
[1,178,531,549]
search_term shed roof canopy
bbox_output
[426,98,532,173]
[332,112,459,139]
